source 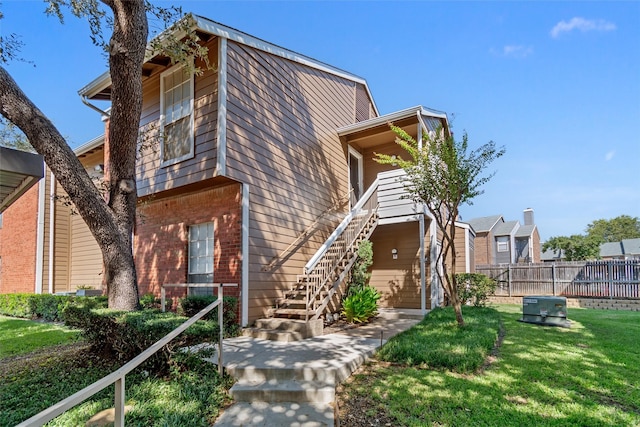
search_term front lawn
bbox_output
[338,304,640,426]
[0,314,233,426]
[0,315,81,358]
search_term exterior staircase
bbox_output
[243,178,380,341]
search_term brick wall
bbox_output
[488,296,640,311]
[135,183,242,319]
[0,184,40,293]
[474,231,491,266]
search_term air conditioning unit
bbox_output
[520,296,570,328]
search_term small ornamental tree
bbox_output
[376,125,504,327]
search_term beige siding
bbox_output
[363,141,412,190]
[368,222,428,309]
[53,187,70,293]
[69,212,102,289]
[136,38,219,197]
[355,83,370,122]
[224,40,368,321]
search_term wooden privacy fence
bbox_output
[476,260,640,299]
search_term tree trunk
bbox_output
[0,1,149,310]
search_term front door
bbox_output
[348,146,363,206]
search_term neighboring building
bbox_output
[0,147,44,294]
[599,238,640,260]
[0,15,474,327]
[468,208,541,265]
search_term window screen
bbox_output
[188,222,214,289]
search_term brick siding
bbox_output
[0,185,39,293]
[135,183,243,319]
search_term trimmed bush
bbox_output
[140,293,172,310]
[178,295,239,336]
[0,293,107,321]
[62,305,220,370]
[456,273,497,307]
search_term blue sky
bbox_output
[2,1,639,241]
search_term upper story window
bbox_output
[497,236,509,252]
[160,65,194,166]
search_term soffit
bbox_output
[0,147,44,213]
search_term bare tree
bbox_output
[376,125,505,326]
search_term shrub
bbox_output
[178,295,239,336]
[140,293,172,310]
[62,305,220,371]
[342,286,381,323]
[0,293,107,320]
[455,273,497,307]
[350,240,373,290]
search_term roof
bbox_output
[466,215,503,233]
[515,224,536,238]
[541,248,564,261]
[79,14,378,115]
[493,220,519,236]
[600,241,624,258]
[0,146,44,213]
[622,238,640,255]
[336,105,448,137]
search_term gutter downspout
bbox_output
[34,178,46,293]
[80,95,110,119]
[241,184,249,327]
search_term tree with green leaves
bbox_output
[586,215,640,243]
[0,2,207,310]
[376,125,504,327]
[542,234,602,261]
[0,116,33,152]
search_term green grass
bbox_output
[0,315,81,358]
[377,306,501,372]
[0,316,233,426]
[340,304,640,426]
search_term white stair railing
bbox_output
[302,179,379,321]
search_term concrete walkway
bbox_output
[210,309,423,426]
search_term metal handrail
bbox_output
[17,283,236,427]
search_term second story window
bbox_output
[160,65,194,166]
[497,236,509,252]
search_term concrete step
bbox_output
[246,318,324,341]
[241,328,305,342]
[226,364,339,385]
[230,380,335,404]
[213,402,334,427]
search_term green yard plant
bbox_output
[456,272,497,307]
[342,286,381,323]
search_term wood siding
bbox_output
[368,222,428,309]
[363,141,415,190]
[136,38,220,197]
[224,40,375,321]
[355,83,370,122]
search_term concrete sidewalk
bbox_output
[210,309,423,426]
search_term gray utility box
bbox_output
[520,296,570,328]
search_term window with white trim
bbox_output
[160,65,194,166]
[497,236,509,252]
[188,222,214,284]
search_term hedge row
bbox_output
[0,293,107,321]
[63,296,238,370]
